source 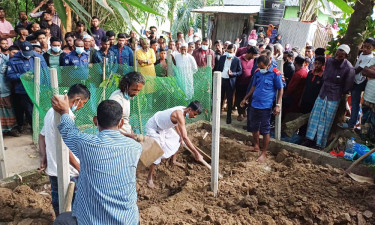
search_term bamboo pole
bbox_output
[101,57,106,100]
[50,68,70,214]
[275,59,284,141]
[211,71,222,196]
[0,120,7,179]
[133,50,143,135]
[167,50,172,76]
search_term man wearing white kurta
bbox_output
[174,43,198,100]
[146,101,204,188]
[109,72,145,137]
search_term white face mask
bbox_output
[260,68,268,74]
[71,99,81,112]
[201,45,208,51]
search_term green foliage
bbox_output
[0,0,36,25]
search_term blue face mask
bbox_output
[51,46,61,53]
[124,92,130,100]
[260,68,268,74]
[185,112,189,119]
[75,47,84,55]
[21,52,31,59]
[201,45,208,51]
[71,99,81,112]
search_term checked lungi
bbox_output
[306,96,339,148]
[0,96,16,132]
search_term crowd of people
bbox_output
[1,1,375,224]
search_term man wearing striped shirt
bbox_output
[52,99,142,225]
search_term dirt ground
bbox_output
[1,129,375,225]
[136,129,375,225]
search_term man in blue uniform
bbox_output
[62,39,89,85]
[7,41,48,131]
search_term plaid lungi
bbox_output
[0,96,16,132]
[306,96,339,148]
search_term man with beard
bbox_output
[304,45,355,149]
[16,11,31,30]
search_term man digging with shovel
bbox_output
[146,101,204,188]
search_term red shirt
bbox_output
[237,54,254,85]
[285,67,308,113]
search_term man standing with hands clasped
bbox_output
[217,44,242,124]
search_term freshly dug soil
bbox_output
[137,129,375,225]
[1,129,375,225]
[0,185,54,224]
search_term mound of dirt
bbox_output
[0,185,54,225]
[136,129,375,225]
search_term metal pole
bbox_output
[50,68,70,214]
[0,120,7,179]
[211,71,221,196]
[33,57,41,144]
[275,60,284,141]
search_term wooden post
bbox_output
[50,68,70,214]
[101,57,106,100]
[0,120,7,179]
[167,50,173,76]
[32,57,41,144]
[275,60,284,141]
[211,71,221,196]
[133,50,143,134]
[207,54,213,69]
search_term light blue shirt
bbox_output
[0,53,10,97]
[58,114,142,225]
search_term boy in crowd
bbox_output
[240,55,283,162]
[338,38,375,129]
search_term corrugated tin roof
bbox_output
[192,5,260,14]
[222,0,261,6]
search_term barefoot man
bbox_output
[146,101,204,188]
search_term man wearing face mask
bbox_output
[216,44,242,124]
[43,37,66,68]
[146,101,204,188]
[109,72,145,139]
[62,39,89,84]
[7,41,48,132]
[192,37,215,68]
[39,84,90,216]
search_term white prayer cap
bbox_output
[248,39,257,46]
[181,43,188,48]
[224,41,231,45]
[338,44,350,54]
[83,34,92,40]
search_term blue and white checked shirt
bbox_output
[58,114,142,225]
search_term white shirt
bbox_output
[40,108,80,177]
[364,57,375,103]
[354,53,373,84]
[109,89,132,133]
[174,53,198,100]
[222,57,233,79]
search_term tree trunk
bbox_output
[340,0,375,65]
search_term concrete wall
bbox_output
[284,6,334,25]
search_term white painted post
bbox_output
[32,57,41,144]
[0,120,7,179]
[275,60,284,141]
[167,50,173,76]
[133,50,143,134]
[207,54,213,69]
[50,68,70,213]
[211,71,221,196]
[101,57,106,100]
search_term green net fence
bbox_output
[21,61,212,143]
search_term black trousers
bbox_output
[221,78,234,118]
[235,84,248,115]
[12,93,33,127]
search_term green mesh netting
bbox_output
[21,62,212,143]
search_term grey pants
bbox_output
[54,212,77,225]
